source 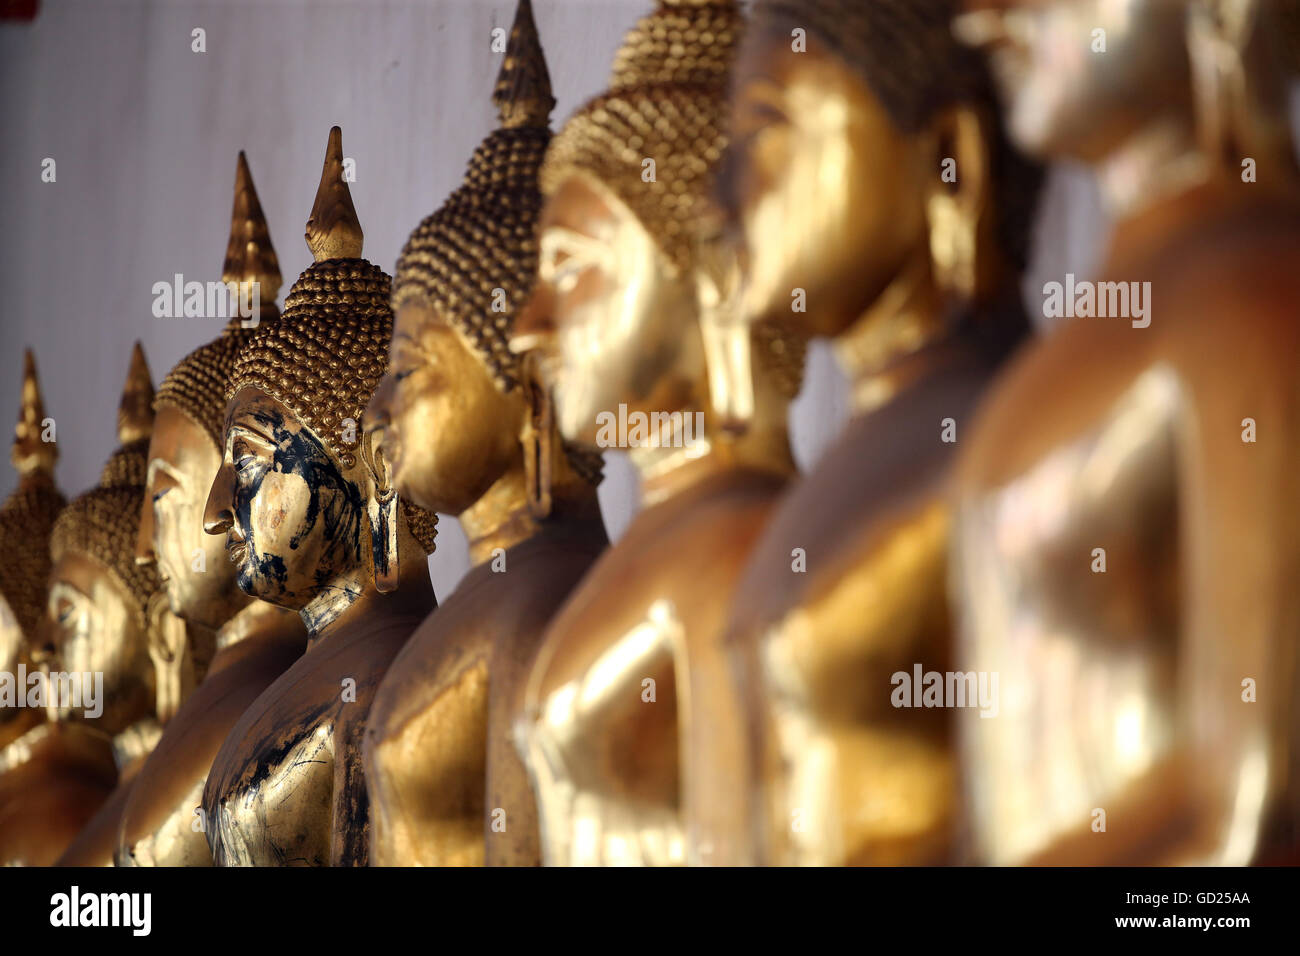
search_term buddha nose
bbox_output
[30,618,55,666]
[509,283,557,355]
[204,463,235,536]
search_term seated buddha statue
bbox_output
[0,350,87,866]
[361,0,608,868]
[0,351,65,753]
[951,0,1300,864]
[696,0,1043,865]
[507,0,806,866]
[200,127,438,866]
[48,344,179,866]
[118,152,307,867]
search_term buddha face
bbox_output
[138,405,248,630]
[725,31,933,339]
[204,387,364,611]
[958,0,1191,162]
[44,550,152,728]
[0,595,23,682]
[533,175,701,445]
[366,304,526,516]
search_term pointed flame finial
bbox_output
[117,341,155,445]
[493,0,555,129]
[305,126,364,262]
[12,349,56,477]
[223,151,283,302]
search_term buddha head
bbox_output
[0,351,65,703]
[138,152,282,632]
[203,128,437,620]
[44,344,159,734]
[721,0,1042,342]
[512,0,802,448]
[368,0,601,519]
[956,0,1300,168]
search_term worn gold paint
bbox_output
[200,128,435,866]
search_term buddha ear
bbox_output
[519,353,555,520]
[925,104,990,304]
[146,591,191,725]
[359,428,400,594]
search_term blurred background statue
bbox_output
[952,0,1300,864]
[120,152,306,867]
[510,0,806,865]
[48,344,178,865]
[362,0,607,867]
[699,0,1042,865]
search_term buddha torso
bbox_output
[0,722,117,865]
[365,509,607,866]
[203,606,427,866]
[954,184,1300,864]
[519,464,787,865]
[711,335,1011,866]
[118,607,306,866]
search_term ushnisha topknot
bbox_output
[51,343,159,625]
[0,350,66,640]
[155,152,283,449]
[393,0,554,393]
[539,0,742,272]
[226,127,439,554]
[748,0,1043,274]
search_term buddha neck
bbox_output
[1097,114,1209,223]
[300,554,431,645]
[460,466,540,567]
[215,598,295,653]
[112,717,162,775]
[834,249,952,417]
[630,397,795,509]
[300,566,365,640]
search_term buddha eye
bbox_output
[551,260,584,295]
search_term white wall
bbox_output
[1,0,1124,597]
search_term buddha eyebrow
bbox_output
[229,421,277,448]
[542,228,615,268]
[146,458,184,485]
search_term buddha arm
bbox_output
[331,704,371,866]
[527,616,682,866]
[1176,305,1300,861]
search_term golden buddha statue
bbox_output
[0,350,65,753]
[46,343,176,866]
[697,0,1044,865]
[119,152,307,867]
[508,0,806,866]
[950,0,1300,864]
[361,0,607,868]
[201,127,438,866]
[0,350,92,867]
